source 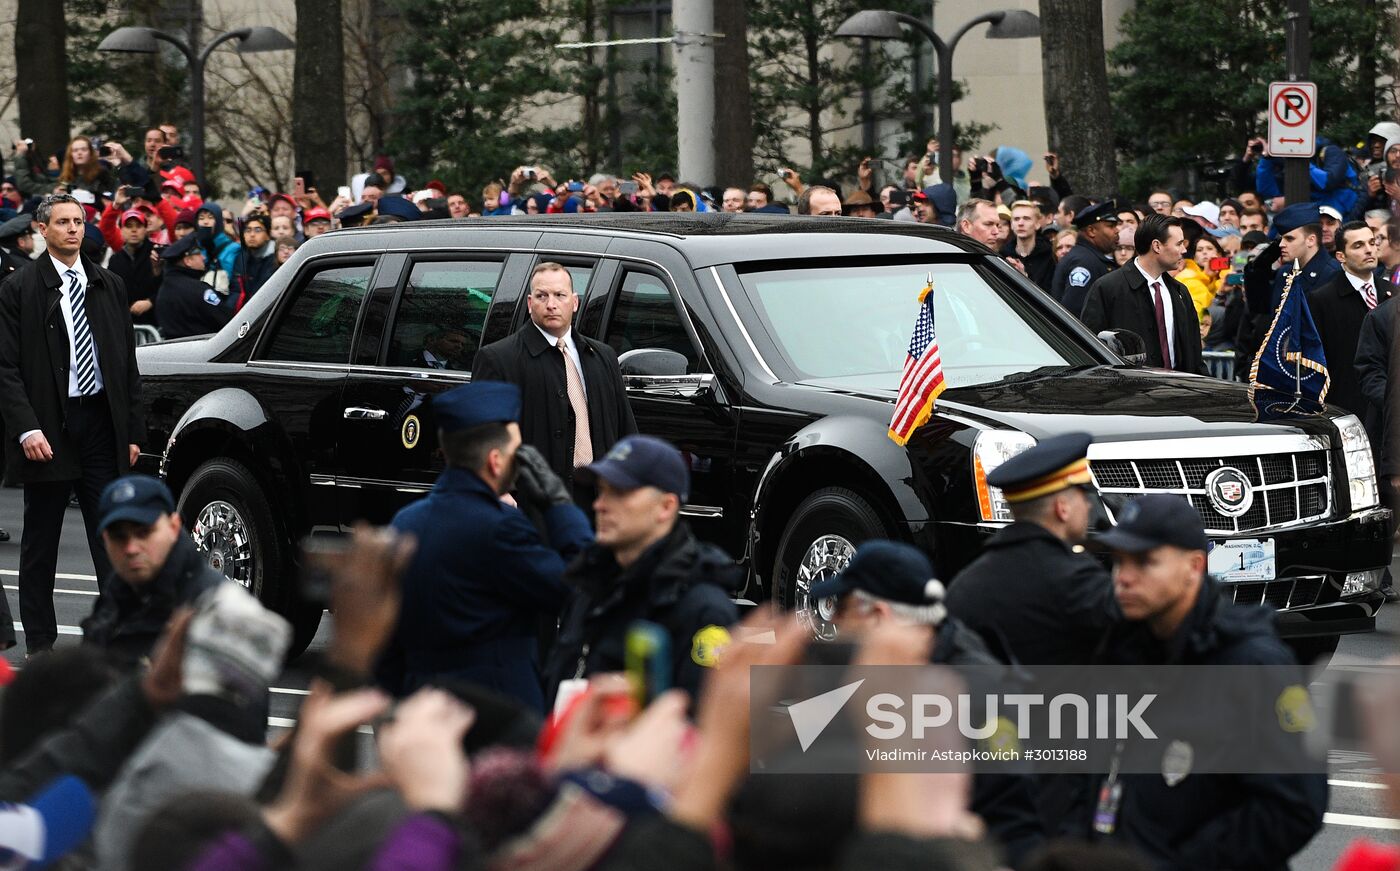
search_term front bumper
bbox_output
[923,507,1392,639]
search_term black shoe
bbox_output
[1383,587,1399,604]
[23,647,51,660]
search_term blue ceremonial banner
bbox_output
[1248,262,1329,404]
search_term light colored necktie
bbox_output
[67,269,98,395]
[558,338,592,466]
[1361,281,1378,310]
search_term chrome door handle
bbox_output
[343,406,387,420]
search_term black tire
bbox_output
[771,487,889,639]
[1285,634,1340,669]
[177,458,319,659]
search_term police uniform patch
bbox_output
[401,414,420,450]
[1276,684,1315,733]
[690,625,731,668]
[1161,739,1193,786]
[1069,266,1091,287]
[203,288,221,305]
[980,715,1021,756]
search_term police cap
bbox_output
[986,432,1094,503]
[809,540,946,620]
[1095,493,1209,554]
[0,213,32,243]
[1072,200,1121,229]
[576,435,689,502]
[375,195,422,222]
[160,232,202,261]
[1271,203,1320,237]
[338,201,374,226]
[432,381,520,433]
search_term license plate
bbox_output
[1208,538,1276,582]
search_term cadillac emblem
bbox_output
[1204,466,1253,517]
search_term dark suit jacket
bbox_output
[1307,272,1395,418]
[1080,263,1207,375]
[473,324,637,487]
[1354,296,1398,471]
[0,253,143,485]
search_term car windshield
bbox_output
[735,261,1096,389]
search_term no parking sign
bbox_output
[1267,81,1317,158]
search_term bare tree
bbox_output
[15,0,69,159]
[343,0,399,175]
[1040,0,1118,195]
[294,0,348,193]
[201,6,296,193]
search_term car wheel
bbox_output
[772,487,888,640]
[178,458,319,659]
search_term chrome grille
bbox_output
[1091,450,1332,536]
[1220,576,1324,609]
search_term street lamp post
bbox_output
[98,25,294,183]
[836,8,1040,185]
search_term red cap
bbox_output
[174,208,198,227]
[426,179,447,195]
[303,206,332,223]
[268,193,298,210]
[160,178,183,192]
[120,208,147,226]
[161,165,196,185]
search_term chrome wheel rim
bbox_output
[795,534,853,641]
[191,500,254,589]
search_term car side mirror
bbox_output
[1098,329,1147,366]
[619,347,689,377]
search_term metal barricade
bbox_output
[133,325,162,346]
[1203,350,1235,382]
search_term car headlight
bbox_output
[1334,414,1378,512]
[972,430,1037,522]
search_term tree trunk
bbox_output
[293,0,348,193]
[712,0,753,185]
[1039,0,1118,195]
[15,0,69,162]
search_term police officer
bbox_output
[155,233,232,340]
[377,381,593,712]
[1051,201,1120,317]
[80,475,224,669]
[0,213,34,279]
[945,432,1118,665]
[1083,494,1327,868]
[813,540,1045,866]
[544,435,739,706]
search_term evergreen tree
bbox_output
[388,0,577,192]
[1110,0,1393,198]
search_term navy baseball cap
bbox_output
[433,381,520,433]
[97,475,176,533]
[809,540,946,614]
[576,435,690,502]
[1095,494,1209,554]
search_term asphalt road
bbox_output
[0,486,1394,866]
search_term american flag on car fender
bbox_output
[888,279,946,446]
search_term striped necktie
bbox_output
[557,338,592,466]
[1361,281,1378,310]
[66,269,98,395]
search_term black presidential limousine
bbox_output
[134,214,1391,656]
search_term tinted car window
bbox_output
[737,261,1096,388]
[603,271,700,372]
[389,260,504,370]
[262,264,373,364]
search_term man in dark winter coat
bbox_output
[947,432,1118,665]
[1084,494,1327,869]
[0,212,35,279]
[1355,293,1400,603]
[155,233,232,340]
[815,539,1045,867]
[379,382,593,712]
[1001,200,1056,293]
[106,209,160,328]
[545,435,739,708]
[81,475,222,669]
[231,213,278,307]
[473,261,637,501]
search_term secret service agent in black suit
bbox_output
[1307,221,1396,420]
[0,194,144,656]
[1081,213,1207,375]
[473,261,637,497]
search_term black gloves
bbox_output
[513,445,573,512]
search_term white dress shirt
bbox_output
[537,323,587,397]
[1343,270,1378,306]
[1134,259,1177,368]
[19,257,106,446]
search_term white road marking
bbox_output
[270,687,309,696]
[12,623,81,636]
[1324,812,1400,830]
[0,569,98,582]
[1330,779,1389,790]
[268,716,372,735]
[3,585,96,597]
